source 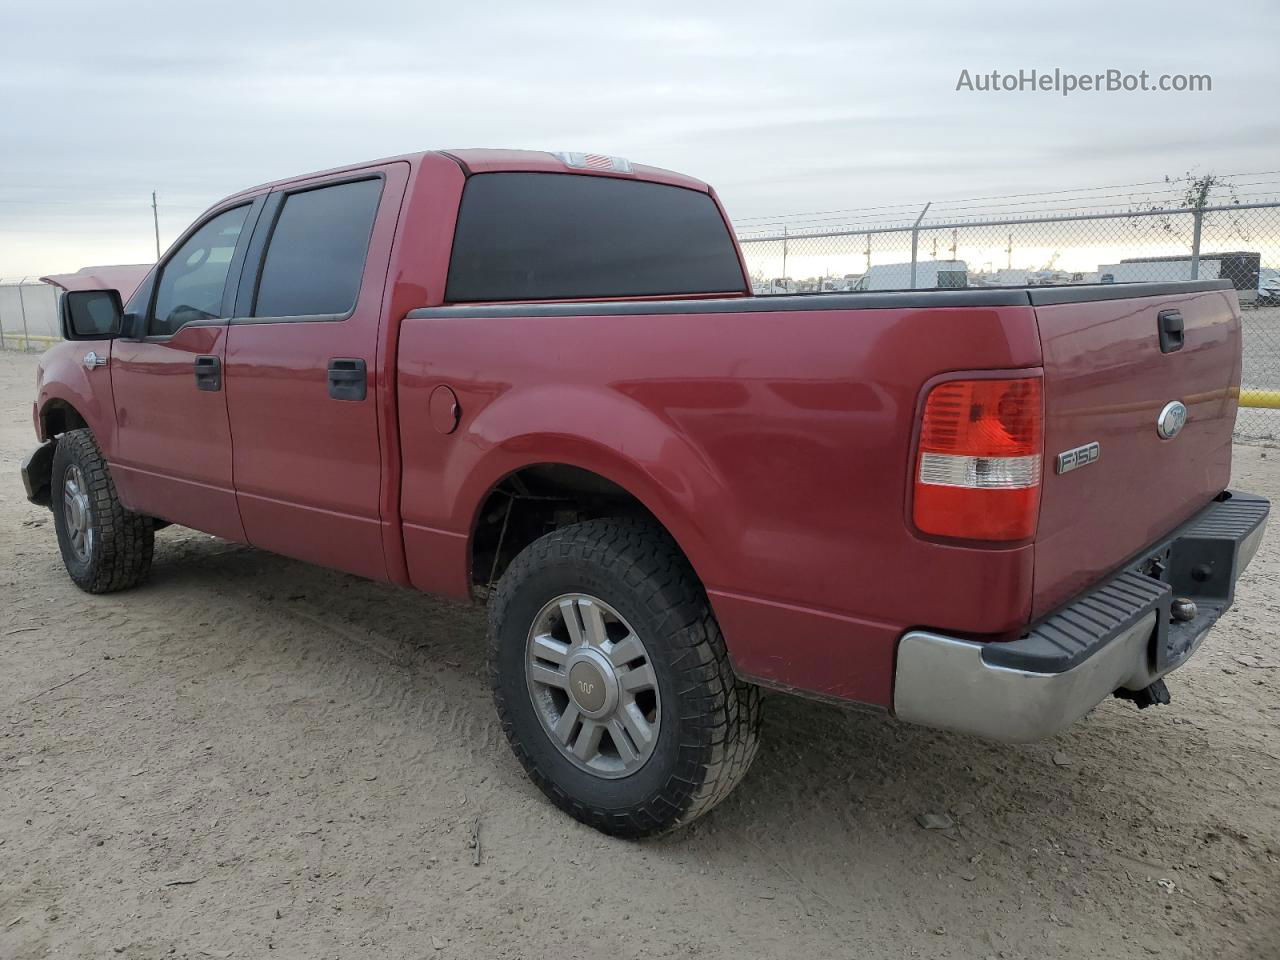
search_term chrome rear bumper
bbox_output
[893,490,1269,742]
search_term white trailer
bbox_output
[994,268,1030,286]
[1097,252,1259,301]
[1098,259,1221,284]
[851,260,967,291]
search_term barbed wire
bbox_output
[733,172,1280,237]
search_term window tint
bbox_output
[253,178,382,318]
[445,173,746,302]
[151,205,251,336]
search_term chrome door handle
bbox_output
[82,351,108,370]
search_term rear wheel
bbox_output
[51,429,154,593]
[490,519,761,838]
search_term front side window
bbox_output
[150,205,251,336]
[253,178,382,318]
[445,173,747,302]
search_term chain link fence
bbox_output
[0,278,60,352]
[737,200,1280,439]
[5,197,1280,437]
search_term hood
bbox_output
[40,264,151,301]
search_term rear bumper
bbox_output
[893,490,1269,742]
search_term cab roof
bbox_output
[222,149,711,205]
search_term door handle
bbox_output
[1158,309,1184,353]
[327,358,367,401]
[194,355,222,391]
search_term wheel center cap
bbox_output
[565,650,618,718]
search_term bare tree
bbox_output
[1129,171,1248,244]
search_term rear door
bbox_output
[1031,282,1240,617]
[224,163,408,580]
[109,197,263,540]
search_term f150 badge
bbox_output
[1056,441,1100,475]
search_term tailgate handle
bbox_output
[1158,309,1184,353]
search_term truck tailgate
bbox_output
[1031,283,1241,619]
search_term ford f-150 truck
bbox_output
[21,149,1269,837]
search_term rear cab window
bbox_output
[445,173,746,302]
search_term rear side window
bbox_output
[445,173,746,302]
[253,178,382,318]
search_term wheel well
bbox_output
[471,465,662,592]
[41,400,88,439]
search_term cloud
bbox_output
[1,0,1275,274]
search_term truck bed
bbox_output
[399,278,1239,705]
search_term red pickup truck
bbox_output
[22,149,1269,837]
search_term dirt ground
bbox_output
[1,347,1278,960]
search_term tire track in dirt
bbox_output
[2,349,1278,960]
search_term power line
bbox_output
[733,169,1280,224]
[735,184,1280,235]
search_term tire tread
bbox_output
[52,429,154,593]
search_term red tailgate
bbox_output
[1031,284,1240,619]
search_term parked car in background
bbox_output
[1258,270,1280,305]
[21,149,1268,838]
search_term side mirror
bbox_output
[62,289,123,340]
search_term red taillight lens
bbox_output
[913,377,1044,541]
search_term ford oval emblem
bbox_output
[1157,400,1188,439]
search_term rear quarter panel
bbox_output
[397,303,1042,705]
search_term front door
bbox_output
[109,198,263,541]
[224,164,407,580]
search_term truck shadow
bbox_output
[140,526,1270,954]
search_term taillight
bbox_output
[913,377,1044,541]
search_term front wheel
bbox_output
[489,519,761,838]
[51,429,154,593]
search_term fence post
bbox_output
[1189,208,1204,280]
[0,285,6,351]
[17,277,31,352]
[909,202,931,289]
[781,226,789,292]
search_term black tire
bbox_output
[50,429,154,594]
[490,519,761,838]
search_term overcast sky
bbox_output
[1,0,1276,276]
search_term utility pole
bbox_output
[950,229,958,260]
[1006,233,1013,270]
[152,191,161,259]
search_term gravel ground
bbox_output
[1,347,1278,960]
